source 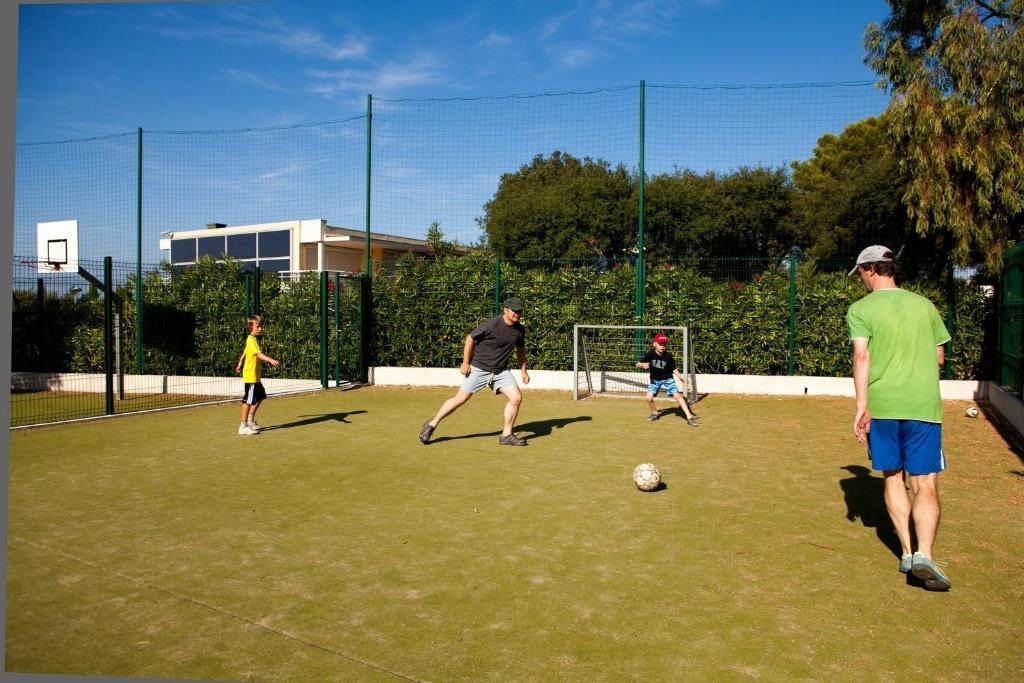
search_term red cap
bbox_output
[653,333,669,344]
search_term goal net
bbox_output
[573,325,697,402]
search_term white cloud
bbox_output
[479,30,512,48]
[148,6,370,62]
[220,69,283,92]
[307,53,447,98]
[544,43,600,69]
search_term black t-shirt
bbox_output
[468,315,526,373]
[640,349,676,381]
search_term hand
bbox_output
[521,371,530,385]
[271,359,280,367]
[459,362,471,376]
[853,408,870,443]
[235,364,242,373]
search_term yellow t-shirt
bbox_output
[242,334,261,383]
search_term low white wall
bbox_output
[371,366,985,399]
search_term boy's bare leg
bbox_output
[498,385,523,437]
[429,390,473,427]
[240,403,252,423]
[675,394,696,419]
[645,393,658,416]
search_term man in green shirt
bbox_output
[846,246,952,591]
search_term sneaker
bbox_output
[647,413,660,422]
[247,420,261,432]
[238,424,258,436]
[911,552,951,590]
[687,418,700,427]
[498,433,527,446]
[899,554,914,574]
[419,422,435,445]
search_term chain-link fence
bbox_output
[13,80,1007,426]
[11,256,364,427]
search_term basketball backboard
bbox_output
[36,220,79,273]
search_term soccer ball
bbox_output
[965,406,979,418]
[633,463,661,492]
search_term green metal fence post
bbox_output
[494,256,501,316]
[135,126,144,374]
[787,254,797,376]
[334,271,341,386]
[945,262,955,380]
[320,271,329,389]
[244,271,251,319]
[359,273,372,384]
[635,80,646,358]
[104,256,114,416]
[361,93,374,385]
[253,266,262,315]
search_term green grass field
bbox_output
[6,387,1023,681]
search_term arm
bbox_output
[517,345,530,384]
[459,335,475,376]
[852,338,870,442]
[937,344,945,366]
[257,351,280,367]
[635,361,650,369]
[235,351,245,373]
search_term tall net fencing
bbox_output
[11,257,363,427]
[13,80,1001,426]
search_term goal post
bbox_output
[573,325,697,402]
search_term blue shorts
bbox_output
[647,378,679,397]
[867,419,945,475]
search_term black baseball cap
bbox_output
[503,296,523,312]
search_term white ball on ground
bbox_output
[633,463,661,491]
[965,406,979,418]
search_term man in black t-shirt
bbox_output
[419,297,531,446]
[636,332,699,426]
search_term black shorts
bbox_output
[242,382,267,405]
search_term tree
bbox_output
[865,0,1024,269]
[643,166,795,263]
[790,116,920,265]
[425,221,459,258]
[480,151,634,259]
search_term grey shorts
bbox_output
[461,366,518,395]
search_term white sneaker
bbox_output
[238,424,258,436]
[247,421,261,432]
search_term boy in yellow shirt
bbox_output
[235,315,280,435]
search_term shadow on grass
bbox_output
[260,410,367,431]
[839,465,902,559]
[979,401,1024,466]
[428,415,592,444]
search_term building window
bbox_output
[170,239,196,264]
[227,233,257,259]
[258,258,291,272]
[197,235,226,260]
[258,230,290,258]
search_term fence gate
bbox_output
[999,242,1024,400]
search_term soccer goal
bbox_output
[573,325,697,402]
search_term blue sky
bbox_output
[13,0,896,262]
[18,0,893,141]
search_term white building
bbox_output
[160,219,449,274]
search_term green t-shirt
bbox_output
[846,288,951,423]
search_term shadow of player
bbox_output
[428,415,592,444]
[838,465,903,560]
[260,410,367,431]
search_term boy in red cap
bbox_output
[636,332,699,426]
